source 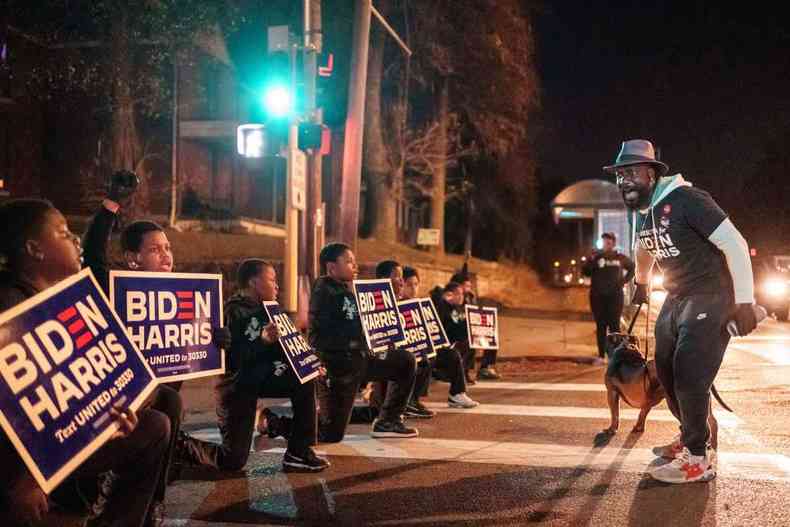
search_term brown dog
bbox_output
[602,332,723,449]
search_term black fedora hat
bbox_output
[603,139,669,176]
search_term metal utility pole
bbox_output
[169,57,179,227]
[337,1,411,249]
[282,32,302,314]
[304,0,324,282]
[338,0,372,249]
[293,0,325,324]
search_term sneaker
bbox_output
[448,392,480,409]
[256,407,270,435]
[283,447,330,473]
[371,418,419,438]
[144,501,166,527]
[649,447,716,484]
[477,367,501,380]
[259,408,290,439]
[652,433,684,460]
[404,401,436,419]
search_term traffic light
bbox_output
[262,85,291,118]
[263,26,294,121]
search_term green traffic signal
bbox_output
[262,84,292,119]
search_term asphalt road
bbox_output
[168,317,790,526]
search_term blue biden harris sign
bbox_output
[0,269,157,493]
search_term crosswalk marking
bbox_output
[420,402,742,427]
[207,396,744,429]
[259,435,790,483]
[730,342,790,365]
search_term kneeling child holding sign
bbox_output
[178,259,328,473]
[0,199,169,527]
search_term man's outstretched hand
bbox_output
[732,303,758,336]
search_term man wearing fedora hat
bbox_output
[604,139,757,484]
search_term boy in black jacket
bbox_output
[178,259,328,473]
[311,243,418,440]
[451,272,499,380]
[437,282,478,387]
[406,269,477,412]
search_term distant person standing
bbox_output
[582,232,635,358]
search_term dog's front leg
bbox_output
[603,387,619,434]
[633,406,649,433]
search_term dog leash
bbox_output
[644,292,651,360]
[627,303,642,334]
[625,298,650,362]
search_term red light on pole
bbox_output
[318,53,334,77]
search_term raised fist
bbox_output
[108,170,140,203]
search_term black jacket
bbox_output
[582,250,635,296]
[223,293,286,390]
[308,276,365,358]
[81,205,118,294]
[438,299,468,346]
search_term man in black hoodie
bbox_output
[311,243,418,441]
[179,259,328,473]
[581,232,635,359]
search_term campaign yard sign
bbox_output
[352,279,406,353]
[0,269,157,494]
[262,302,321,384]
[109,271,224,382]
[397,299,436,362]
[465,305,500,350]
[419,298,450,351]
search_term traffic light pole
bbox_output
[282,40,300,315]
[303,0,323,283]
[283,0,323,321]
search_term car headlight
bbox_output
[763,279,788,297]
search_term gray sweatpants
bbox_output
[654,292,732,456]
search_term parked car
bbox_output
[753,254,790,321]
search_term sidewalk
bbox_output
[495,302,660,365]
[497,309,600,364]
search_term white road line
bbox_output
[262,435,790,482]
[469,381,605,391]
[164,521,280,527]
[729,342,790,365]
[420,402,742,427]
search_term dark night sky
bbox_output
[535,3,790,239]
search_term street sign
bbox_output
[417,228,441,246]
[289,147,307,211]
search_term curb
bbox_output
[488,355,604,366]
